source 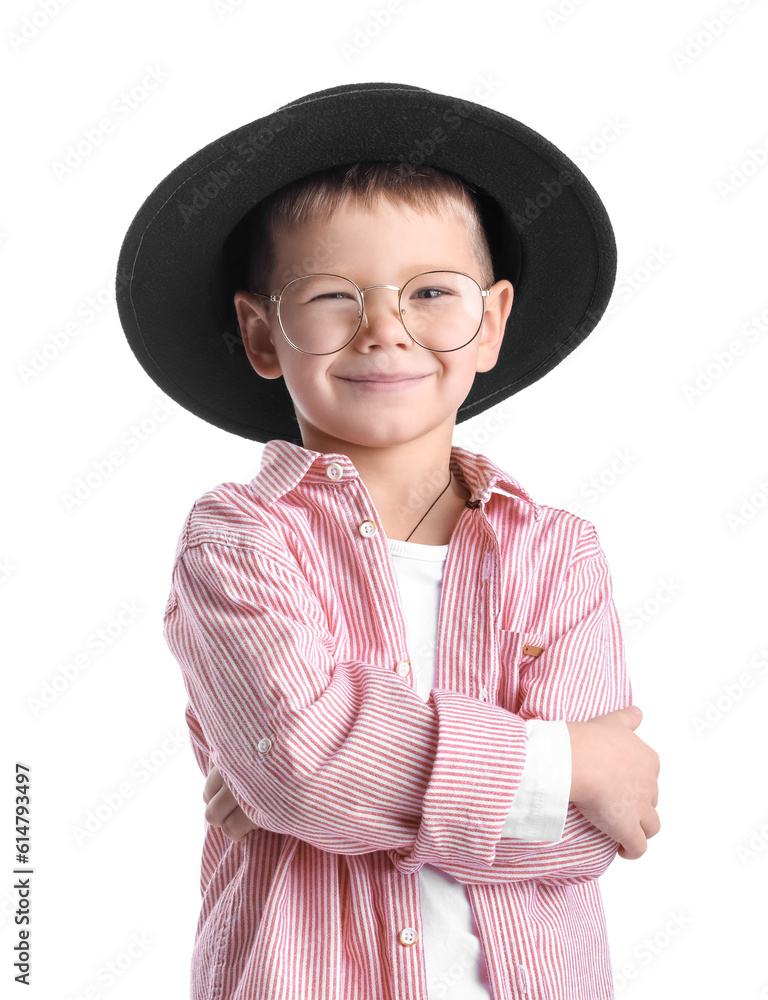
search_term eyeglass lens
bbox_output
[277,272,484,354]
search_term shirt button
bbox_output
[480,687,488,702]
[257,737,272,754]
[399,927,419,946]
[395,659,411,677]
[326,462,343,481]
[358,520,377,537]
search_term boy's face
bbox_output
[233,196,513,455]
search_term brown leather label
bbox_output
[522,644,545,657]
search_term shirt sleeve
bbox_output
[500,719,571,841]
[164,521,529,871]
[395,518,633,886]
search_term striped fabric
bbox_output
[163,439,631,1000]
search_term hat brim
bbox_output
[116,82,616,444]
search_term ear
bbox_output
[233,290,284,379]
[475,280,514,373]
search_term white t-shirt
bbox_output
[386,535,571,999]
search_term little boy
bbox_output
[116,82,659,1000]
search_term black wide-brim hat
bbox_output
[116,81,616,444]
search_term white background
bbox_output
[4,0,767,997]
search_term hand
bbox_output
[566,705,660,860]
[203,761,259,842]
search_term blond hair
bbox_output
[245,161,495,294]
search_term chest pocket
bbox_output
[496,629,548,714]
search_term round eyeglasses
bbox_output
[251,270,492,355]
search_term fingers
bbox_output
[595,705,643,730]
[617,805,661,860]
[617,840,649,860]
[202,764,224,805]
[617,842,643,861]
[617,833,646,860]
[574,706,660,862]
[204,779,258,842]
[204,783,239,826]
[619,704,643,729]
[219,807,258,842]
[642,807,661,840]
[618,824,650,860]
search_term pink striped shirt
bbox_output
[163,439,631,1000]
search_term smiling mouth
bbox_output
[339,373,430,383]
[338,374,431,392]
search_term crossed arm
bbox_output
[204,705,659,869]
[168,519,659,884]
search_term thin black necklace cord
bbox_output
[405,471,453,542]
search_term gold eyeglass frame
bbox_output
[251,270,493,356]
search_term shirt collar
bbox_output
[250,439,541,518]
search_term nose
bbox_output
[356,285,413,349]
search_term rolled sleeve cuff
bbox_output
[389,688,529,873]
[501,719,571,842]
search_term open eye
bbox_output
[409,285,455,302]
